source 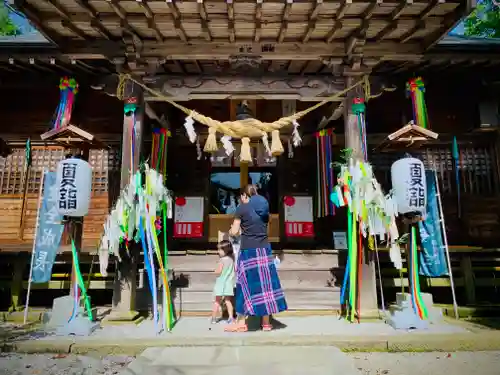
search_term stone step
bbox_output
[137,286,341,312]
[137,254,343,312]
[170,268,337,290]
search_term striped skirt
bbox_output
[235,246,288,317]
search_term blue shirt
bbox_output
[235,196,269,249]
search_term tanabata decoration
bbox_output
[100,165,175,333]
[406,77,429,129]
[56,158,92,217]
[330,158,402,322]
[151,128,170,176]
[316,129,335,217]
[53,77,79,129]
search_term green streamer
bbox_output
[349,212,357,322]
[346,206,352,318]
[70,238,93,321]
[411,226,428,319]
[162,202,175,328]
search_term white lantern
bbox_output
[391,157,427,215]
[56,157,92,217]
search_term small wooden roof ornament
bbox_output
[374,121,438,152]
[40,124,107,149]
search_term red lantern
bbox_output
[283,196,296,206]
[175,197,186,206]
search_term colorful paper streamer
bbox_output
[406,77,429,129]
[53,77,78,129]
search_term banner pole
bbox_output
[432,168,459,320]
[24,169,46,325]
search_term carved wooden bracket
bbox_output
[144,75,345,101]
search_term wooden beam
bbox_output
[227,0,235,43]
[303,0,322,43]
[400,21,424,43]
[137,0,164,42]
[57,39,424,60]
[420,0,444,19]
[144,74,346,101]
[336,0,352,20]
[278,0,293,42]
[44,0,89,40]
[166,0,188,42]
[72,0,113,39]
[363,0,382,20]
[326,21,342,43]
[197,0,212,42]
[254,0,263,42]
[106,0,142,42]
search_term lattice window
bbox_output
[371,143,499,197]
[0,148,25,195]
[0,146,121,195]
[88,148,121,194]
[28,147,65,193]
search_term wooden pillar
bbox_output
[344,75,378,316]
[107,84,144,321]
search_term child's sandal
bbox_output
[262,324,273,332]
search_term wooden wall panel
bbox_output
[0,146,120,248]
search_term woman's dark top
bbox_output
[235,197,270,249]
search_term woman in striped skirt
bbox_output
[225,184,287,332]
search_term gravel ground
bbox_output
[0,354,134,375]
[1,352,500,375]
[350,351,500,375]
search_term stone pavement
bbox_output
[7,316,500,355]
[120,346,362,375]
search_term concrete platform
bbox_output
[120,346,362,375]
[5,316,500,355]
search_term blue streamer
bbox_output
[340,258,350,304]
[145,218,159,332]
[139,220,154,298]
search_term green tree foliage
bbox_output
[464,0,500,38]
[0,2,20,36]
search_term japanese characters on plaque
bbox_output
[32,172,64,284]
[59,162,78,211]
[408,162,426,209]
[55,158,92,217]
[391,157,427,215]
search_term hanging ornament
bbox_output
[196,138,202,160]
[53,77,79,129]
[292,120,302,147]
[352,98,368,161]
[220,135,235,156]
[287,138,294,159]
[183,112,197,143]
[406,77,430,129]
[261,133,272,157]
